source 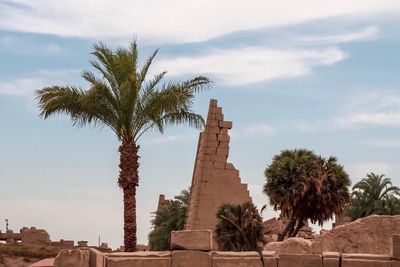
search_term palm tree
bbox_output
[346,173,400,220]
[264,149,350,241]
[36,40,212,251]
[215,202,263,252]
[148,189,189,250]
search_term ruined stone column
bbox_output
[185,99,251,231]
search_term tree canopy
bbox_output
[346,173,400,220]
[264,149,351,241]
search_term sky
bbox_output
[1,0,400,249]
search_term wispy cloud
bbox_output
[335,90,400,127]
[0,1,398,42]
[231,123,276,138]
[347,161,395,179]
[0,69,80,97]
[297,26,378,45]
[369,139,400,148]
[141,134,195,145]
[153,47,346,86]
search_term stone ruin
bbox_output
[184,99,251,231]
[0,226,112,252]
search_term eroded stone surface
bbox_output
[341,259,391,267]
[106,252,171,267]
[185,99,251,232]
[171,230,213,251]
[212,251,262,267]
[278,254,322,267]
[392,234,400,259]
[54,249,90,267]
[172,250,211,267]
[264,237,312,254]
[312,215,400,254]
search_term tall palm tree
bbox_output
[346,173,400,220]
[36,40,211,251]
[264,149,350,241]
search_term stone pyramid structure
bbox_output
[185,99,251,231]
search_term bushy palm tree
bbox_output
[36,40,211,251]
[148,189,189,251]
[346,173,400,220]
[215,202,263,252]
[264,149,350,241]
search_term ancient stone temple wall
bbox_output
[184,99,251,231]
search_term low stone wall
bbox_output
[54,250,400,267]
[53,232,400,267]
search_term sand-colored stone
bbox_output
[278,254,322,267]
[106,252,171,267]
[172,250,211,267]
[392,234,400,259]
[171,230,213,251]
[211,251,262,267]
[54,249,90,267]
[264,237,312,254]
[341,259,391,267]
[312,215,400,254]
[262,251,277,267]
[185,99,251,233]
[322,252,340,267]
[88,248,104,267]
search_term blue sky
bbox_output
[1,0,400,248]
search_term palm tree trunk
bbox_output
[118,139,140,252]
[278,213,295,241]
[291,218,305,237]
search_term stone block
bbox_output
[341,254,391,261]
[171,230,213,251]
[20,227,51,245]
[213,162,225,169]
[393,260,400,267]
[206,126,220,134]
[219,121,233,129]
[262,251,277,267]
[88,248,104,267]
[322,252,340,267]
[218,141,229,148]
[212,251,262,267]
[278,254,322,267]
[172,250,211,267]
[54,249,90,267]
[225,163,235,169]
[216,147,229,156]
[218,134,230,142]
[106,252,171,267]
[392,234,400,259]
[341,259,391,267]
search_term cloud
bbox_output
[347,161,395,179]
[0,1,398,42]
[369,139,400,148]
[336,112,400,126]
[231,123,276,138]
[0,69,81,97]
[297,26,378,45]
[335,90,400,127]
[141,134,195,145]
[153,47,346,86]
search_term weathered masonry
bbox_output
[184,99,251,231]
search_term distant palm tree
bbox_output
[215,202,263,252]
[148,189,189,250]
[264,149,350,241]
[36,40,211,251]
[347,173,400,220]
